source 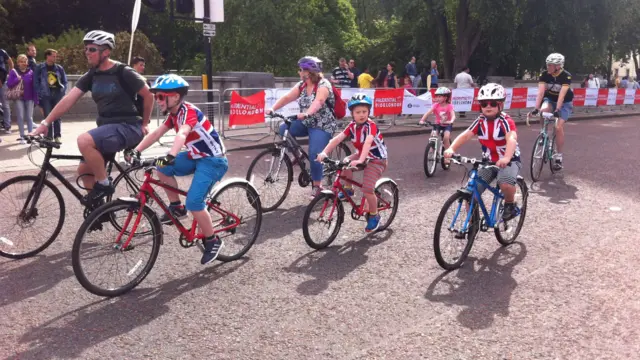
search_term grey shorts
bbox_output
[86,122,143,162]
[477,161,521,192]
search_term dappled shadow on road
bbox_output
[0,250,75,309]
[257,204,307,244]
[283,229,393,296]
[529,174,579,205]
[10,259,248,360]
[425,242,527,330]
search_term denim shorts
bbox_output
[543,98,573,121]
[434,124,453,133]
[156,152,229,211]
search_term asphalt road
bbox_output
[1,117,639,359]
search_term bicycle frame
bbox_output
[23,147,137,215]
[453,167,504,234]
[114,169,240,250]
[322,166,393,218]
[540,116,558,159]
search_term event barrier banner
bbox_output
[239,86,638,124]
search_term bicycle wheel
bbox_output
[374,179,399,231]
[530,133,546,182]
[0,175,65,259]
[246,147,293,212]
[434,192,479,270]
[323,142,352,188]
[423,141,437,177]
[549,134,560,174]
[209,182,262,262]
[72,200,162,297]
[109,164,145,201]
[495,178,528,246]
[302,192,344,249]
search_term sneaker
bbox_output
[18,138,26,145]
[365,213,381,233]
[337,188,354,201]
[160,204,188,224]
[2,128,11,134]
[54,137,62,144]
[201,236,224,265]
[84,181,115,203]
[309,185,322,200]
[502,202,519,221]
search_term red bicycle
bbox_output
[71,157,263,297]
[301,157,399,249]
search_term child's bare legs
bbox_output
[443,130,451,149]
[156,171,180,203]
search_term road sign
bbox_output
[203,23,216,37]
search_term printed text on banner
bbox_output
[373,88,404,115]
[229,90,266,127]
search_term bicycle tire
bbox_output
[434,192,478,270]
[530,133,546,182]
[423,142,437,177]
[549,134,560,174]
[374,179,399,231]
[0,175,65,259]
[109,164,145,201]
[440,145,451,171]
[72,200,162,297]
[210,182,263,262]
[495,178,528,246]
[323,142,352,187]
[302,193,344,250]
[246,147,293,212]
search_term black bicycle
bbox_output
[0,136,143,259]
[246,113,351,212]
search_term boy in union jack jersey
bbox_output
[444,83,521,221]
[132,74,227,265]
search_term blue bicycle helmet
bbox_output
[347,93,373,111]
[151,74,190,95]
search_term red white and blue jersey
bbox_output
[163,102,225,159]
[468,113,520,162]
[342,119,388,160]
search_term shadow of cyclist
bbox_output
[530,175,579,205]
[256,204,308,244]
[425,242,527,330]
[0,250,75,308]
[283,229,393,296]
[11,259,249,360]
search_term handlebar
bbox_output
[526,111,558,126]
[267,112,298,124]
[25,135,60,149]
[449,154,498,167]
[322,157,367,171]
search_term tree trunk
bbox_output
[633,50,639,76]
[452,0,482,79]
[425,0,454,79]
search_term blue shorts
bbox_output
[156,152,229,211]
[543,98,573,121]
[434,124,453,133]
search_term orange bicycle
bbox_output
[71,157,262,297]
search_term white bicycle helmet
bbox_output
[83,30,116,49]
[434,87,452,96]
[477,83,506,101]
[546,53,564,66]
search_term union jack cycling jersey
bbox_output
[467,113,520,162]
[163,102,226,159]
[341,119,388,160]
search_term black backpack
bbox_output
[86,63,144,118]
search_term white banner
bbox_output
[272,88,300,117]
[624,89,636,105]
[451,88,474,112]
[526,87,539,108]
[503,88,514,109]
[607,88,617,105]
[584,88,598,106]
[402,90,433,115]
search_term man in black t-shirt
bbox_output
[331,57,353,88]
[31,30,153,205]
[530,53,573,170]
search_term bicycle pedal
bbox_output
[195,240,205,253]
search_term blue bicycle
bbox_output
[433,155,528,270]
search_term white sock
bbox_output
[97,178,110,186]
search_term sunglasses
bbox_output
[154,92,178,101]
[480,100,500,108]
[84,47,100,53]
